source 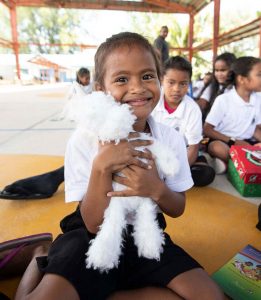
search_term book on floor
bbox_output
[212,244,261,300]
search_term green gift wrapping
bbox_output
[227,160,261,197]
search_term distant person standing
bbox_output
[153,26,169,64]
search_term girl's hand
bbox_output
[107,159,163,200]
[94,132,153,173]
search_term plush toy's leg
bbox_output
[132,198,165,260]
[86,197,127,273]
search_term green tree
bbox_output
[129,12,210,79]
[18,7,81,54]
[0,3,12,53]
[129,12,189,51]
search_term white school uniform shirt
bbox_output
[200,84,230,102]
[205,87,261,140]
[67,81,92,100]
[62,81,93,121]
[192,80,204,99]
[64,116,193,203]
[151,92,203,146]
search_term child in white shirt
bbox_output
[204,56,261,172]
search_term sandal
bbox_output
[0,233,53,278]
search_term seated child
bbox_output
[15,32,224,300]
[152,56,215,186]
[196,52,236,120]
[203,56,261,174]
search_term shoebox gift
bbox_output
[227,145,261,197]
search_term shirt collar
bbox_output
[156,88,187,119]
[232,87,256,106]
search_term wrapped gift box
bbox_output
[227,145,261,197]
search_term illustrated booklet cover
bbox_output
[212,244,261,300]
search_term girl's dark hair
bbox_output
[76,67,90,84]
[229,56,261,86]
[163,56,192,79]
[209,52,236,106]
[94,32,162,88]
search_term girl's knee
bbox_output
[208,141,229,159]
[167,268,225,300]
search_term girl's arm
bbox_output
[196,85,211,113]
[109,163,185,218]
[204,123,250,145]
[150,172,185,218]
[80,135,153,234]
[196,98,208,112]
[187,144,199,166]
[203,122,230,143]
[253,125,261,142]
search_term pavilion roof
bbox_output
[28,54,68,70]
[1,0,212,14]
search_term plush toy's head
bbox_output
[73,91,179,177]
[74,91,136,143]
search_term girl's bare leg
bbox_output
[108,287,183,300]
[167,268,224,300]
[15,244,80,300]
[15,246,182,300]
[208,141,229,162]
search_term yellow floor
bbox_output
[0,155,260,299]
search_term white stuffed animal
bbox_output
[73,91,180,273]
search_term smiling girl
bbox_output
[15,32,223,300]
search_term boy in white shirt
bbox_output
[152,56,215,186]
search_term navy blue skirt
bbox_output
[37,207,201,300]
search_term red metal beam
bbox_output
[194,17,261,52]
[0,37,13,48]
[0,0,12,8]
[9,3,21,80]
[19,42,97,49]
[188,13,194,62]
[213,0,220,60]
[9,0,181,13]
[170,47,190,51]
[3,0,212,14]
[143,0,192,13]
[18,42,189,52]
[254,17,261,58]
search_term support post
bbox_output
[10,3,20,80]
[259,18,261,58]
[213,0,220,61]
[188,13,194,62]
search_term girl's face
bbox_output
[98,45,161,131]
[244,62,261,92]
[79,74,90,86]
[214,59,230,84]
[162,69,190,107]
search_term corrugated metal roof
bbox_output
[2,0,212,14]
[1,0,260,53]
